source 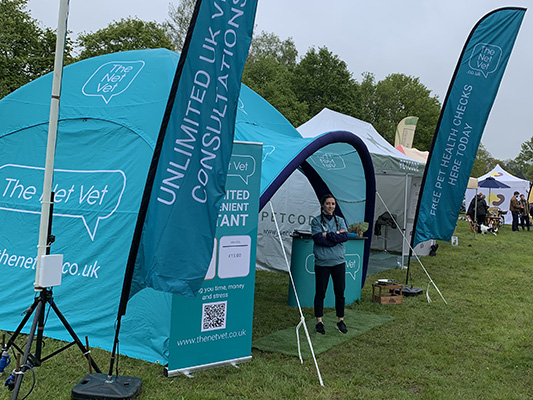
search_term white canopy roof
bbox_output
[478,164,530,187]
[298,108,425,176]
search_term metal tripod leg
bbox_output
[3,296,41,356]
[48,297,100,373]
[7,289,101,400]
[34,291,47,365]
[11,298,44,399]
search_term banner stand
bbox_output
[409,7,525,261]
[166,142,262,377]
[165,356,251,378]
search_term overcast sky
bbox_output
[26,0,532,160]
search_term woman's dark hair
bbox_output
[319,194,339,230]
[319,193,336,206]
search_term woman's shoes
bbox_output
[316,321,348,334]
[336,320,348,334]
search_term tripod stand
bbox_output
[4,288,100,399]
[3,192,100,398]
[3,286,101,399]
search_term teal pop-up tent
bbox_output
[0,49,374,363]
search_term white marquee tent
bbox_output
[257,108,430,274]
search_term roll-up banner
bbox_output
[167,141,262,376]
[412,8,526,248]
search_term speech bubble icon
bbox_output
[0,164,126,241]
[228,155,256,184]
[310,153,347,171]
[304,254,316,275]
[52,169,126,241]
[304,252,360,280]
[469,43,502,78]
[262,145,275,162]
[82,61,145,104]
[237,98,248,115]
[345,253,361,280]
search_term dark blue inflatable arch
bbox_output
[259,131,376,286]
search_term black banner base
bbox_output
[72,373,142,400]
[402,286,423,296]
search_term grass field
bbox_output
[1,220,532,399]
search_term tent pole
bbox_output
[402,174,409,267]
[473,189,477,239]
[34,0,69,291]
[268,201,324,387]
[375,191,445,301]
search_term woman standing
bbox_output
[311,194,348,335]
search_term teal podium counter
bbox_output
[288,233,364,307]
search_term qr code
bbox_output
[201,301,227,332]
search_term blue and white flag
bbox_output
[412,7,525,247]
[124,0,258,302]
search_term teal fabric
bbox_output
[131,0,257,299]
[414,8,525,247]
[0,46,371,363]
[0,49,178,363]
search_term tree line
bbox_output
[1,0,531,180]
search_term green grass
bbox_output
[1,221,533,399]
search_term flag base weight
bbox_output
[402,286,423,296]
[72,373,142,400]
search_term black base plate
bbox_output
[72,373,142,400]
[402,286,423,296]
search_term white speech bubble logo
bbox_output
[82,60,145,103]
[304,252,359,281]
[237,98,248,115]
[344,253,361,280]
[469,43,502,78]
[304,254,316,274]
[262,145,275,162]
[310,153,347,171]
[228,155,256,184]
[0,164,126,241]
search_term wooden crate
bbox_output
[372,282,403,305]
[377,293,402,305]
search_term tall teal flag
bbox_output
[124,0,258,303]
[412,7,525,248]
